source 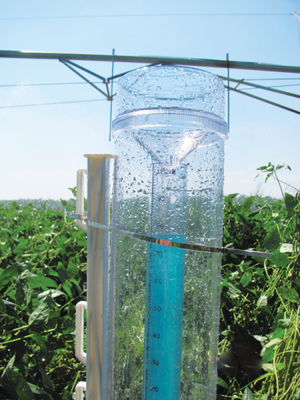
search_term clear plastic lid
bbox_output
[114,64,226,119]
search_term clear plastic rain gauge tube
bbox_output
[111,65,227,400]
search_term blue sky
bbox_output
[1,0,300,199]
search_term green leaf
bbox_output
[262,363,274,373]
[276,163,291,171]
[0,264,20,289]
[226,193,239,199]
[242,196,255,211]
[24,285,34,306]
[220,278,229,291]
[27,383,49,395]
[47,269,59,278]
[60,199,67,207]
[295,278,300,288]
[228,282,241,299]
[262,337,282,363]
[276,318,291,328]
[217,377,229,389]
[275,362,285,371]
[20,270,37,280]
[28,295,51,327]
[58,262,68,282]
[3,299,17,307]
[61,316,75,334]
[242,387,255,400]
[284,192,297,217]
[240,272,252,287]
[70,278,82,295]
[263,361,285,373]
[257,296,268,308]
[27,276,57,289]
[270,250,289,268]
[68,187,77,197]
[37,365,52,389]
[256,165,268,171]
[253,372,274,385]
[67,261,79,279]
[16,281,25,306]
[1,369,35,400]
[260,305,274,318]
[278,287,300,303]
[0,297,6,313]
[262,348,275,363]
[253,335,267,343]
[264,228,281,250]
[272,327,286,340]
[63,282,73,298]
[13,239,29,255]
[1,354,16,379]
[31,331,48,360]
[38,289,66,300]
[265,338,282,348]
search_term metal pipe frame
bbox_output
[218,75,300,99]
[1,49,300,74]
[224,85,300,115]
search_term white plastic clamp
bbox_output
[75,381,86,400]
[75,301,87,365]
[76,169,87,233]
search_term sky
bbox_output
[1,0,300,200]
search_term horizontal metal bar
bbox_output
[61,59,113,98]
[225,85,300,115]
[107,69,137,82]
[66,213,272,258]
[60,59,109,98]
[88,220,273,258]
[1,50,300,74]
[61,59,107,82]
[219,75,300,99]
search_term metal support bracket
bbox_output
[60,58,115,100]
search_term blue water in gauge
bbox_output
[143,234,185,400]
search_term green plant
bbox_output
[218,164,300,399]
[256,162,298,201]
[0,163,299,399]
[0,201,87,399]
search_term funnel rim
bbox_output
[112,107,228,140]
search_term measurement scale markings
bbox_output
[145,243,163,397]
[144,238,184,399]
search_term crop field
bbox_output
[0,164,299,400]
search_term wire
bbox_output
[225,85,300,115]
[297,17,300,49]
[2,77,300,89]
[2,78,300,89]
[0,99,106,109]
[0,81,102,88]
[245,77,300,81]
[238,83,300,91]
[1,92,298,117]
[0,13,293,21]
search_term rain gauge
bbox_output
[111,64,227,400]
[0,48,287,400]
[74,64,270,400]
